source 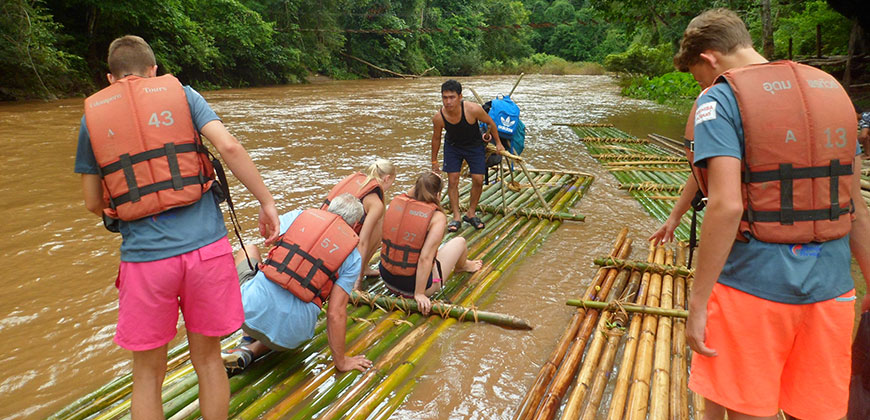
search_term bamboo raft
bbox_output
[49,167,594,420]
[514,228,703,420]
[569,125,699,242]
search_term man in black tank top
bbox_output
[431,79,503,231]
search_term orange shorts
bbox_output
[689,283,854,419]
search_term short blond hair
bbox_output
[107,35,156,78]
[673,9,753,72]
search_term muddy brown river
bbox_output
[0,75,690,419]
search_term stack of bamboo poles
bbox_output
[567,125,698,242]
[50,167,594,420]
[515,229,703,419]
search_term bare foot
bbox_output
[458,259,483,273]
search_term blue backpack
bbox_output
[488,95,524,156]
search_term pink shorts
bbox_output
[689,283,854,419]
[114,238,244,351]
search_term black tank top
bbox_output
[440,102,482,147]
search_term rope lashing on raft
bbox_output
[590,153,687,162]
[552,122,615,128]
[592,256,694,278]
[578,137,650,144]
[606,166,692,173]
[619,182,685,193]
[351,291,481,323]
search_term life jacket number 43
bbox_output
[84,74,215,222]
[260,209,359,307]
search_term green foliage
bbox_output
[619,71,700,109]
[604,43,674,77]
[0,0,862,100]
[479,53,605,75]
[0,0,91,100]
[774,0,852,57]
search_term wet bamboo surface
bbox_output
[515,230,702,420]
[569,126,699,242]
[49,167,594,420]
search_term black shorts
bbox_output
[378,260,443,296]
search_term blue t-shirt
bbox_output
[74,86,228,262]
[692,82,854,304]
[240,210,361,350]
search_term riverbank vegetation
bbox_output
[1,0,866,101]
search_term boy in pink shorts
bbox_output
[75,35,279,419]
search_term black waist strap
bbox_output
[744,206,851,223]
[99,142,207,175]
[743,160,852,225]
[382,238,421,269]
[110,175,208,206]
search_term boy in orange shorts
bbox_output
[673,9,870,420]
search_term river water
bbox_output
[0,75,687,419]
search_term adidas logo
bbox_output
[500,116,516,128]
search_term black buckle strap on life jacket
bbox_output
[381,239,420,269]
[742,160,853,224]
[779,163,795,225]
[119,153,140,203]
[829,159,842,220]
[164,143,183,191]
[683,137,694,152]
[686,190,706,269]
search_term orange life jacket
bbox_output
[84,74,214,221]
[321,172,383,234]
[685,61,856,243]
[259,209,359,308]
[380,194,438,277]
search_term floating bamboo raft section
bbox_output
[50,167,594,420]
[567,125,699,242]
[515,228,703,420]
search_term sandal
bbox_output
[462,215,485,230]
[447,220,462,232]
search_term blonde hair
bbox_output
[412,172,443,211]
[360,158,395,192]
[107,35,156,78]
[673,8,753,72]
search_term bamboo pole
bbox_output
[561,268,632,418]
[241,311,403,419]
[671,244,689,420]
[593,257,693,278]
[509,73,525,97]
[564,300,687,318]
[531,239,633,420]
[513,228,628,420]
[476,204,585,221]
[625,246,666,419]
[605,241,656,420]
[170,307,377,420]
[349,291,533,330]
[591,154,686,162]
[314,321,434,420]
[619,183,684,193]
[553,123,615,128]
[580,270,642,420]
[649,249,675,419]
